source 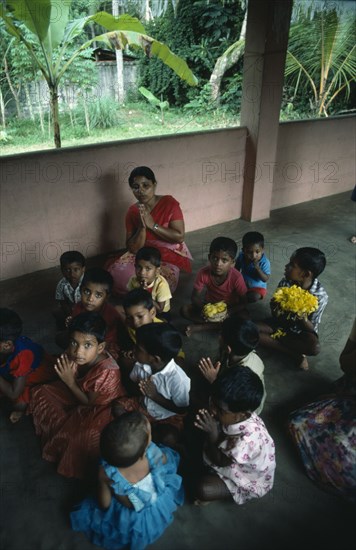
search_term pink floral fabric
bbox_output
[203,413,276,504]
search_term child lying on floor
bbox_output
[0,308,54,423]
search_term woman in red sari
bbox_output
[29,313,126,479]
[108,166,192,296]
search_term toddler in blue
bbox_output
[71,411,184,550]
[235,231,270,302]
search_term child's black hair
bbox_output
[129,166,157,186]
[135,246,161,268]
[122,288,154,311]
[68,312,107,344]
[136,323,182,363]
[242,231,264,249]
[81,268,113,294]
[209,237,237,260]
[293,247,326,278]
[60,251,85,268]
[100,412,149,467]
[221,315,259,356]
[0,308,23,342]
[211,366,263,413]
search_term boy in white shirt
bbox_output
[113,323,190,447]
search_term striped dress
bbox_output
[29,352,125,478]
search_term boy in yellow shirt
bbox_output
[127,247,171,319]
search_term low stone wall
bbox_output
[0,127,247,280]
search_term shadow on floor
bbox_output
[0,191,355,550]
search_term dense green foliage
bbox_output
[139,0,244,106]
[284,7,356,117]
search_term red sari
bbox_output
[29,352,126,478]
[108,195,192,296]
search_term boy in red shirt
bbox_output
[181,237,247,335]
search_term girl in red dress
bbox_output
[29,312,126,478]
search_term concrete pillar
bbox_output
[240,0,293,221]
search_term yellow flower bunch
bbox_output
[273,285,318,320]
[270,328,287,340]
[203,301,227,322]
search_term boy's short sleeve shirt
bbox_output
[127,274,172,312]
[194,266,247,304]
[55,275,83,303]
[131,359,190,420]
[276,277,328,332]
[235,252,271,289]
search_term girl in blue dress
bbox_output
[71,411,184,550]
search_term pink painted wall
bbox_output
[271,115,355,209]
[0,128,247,280]
[1,116,354,281]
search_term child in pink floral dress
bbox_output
[194,366,275,504]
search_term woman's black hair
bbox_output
[209,237,237,260]
[68,312,107,344]
[80,268,113,294]
[0,308,23,342]
[135,246,161,268]
[136,323,182,362]
[242,231,265,249]
[293,247,326,278]
[60,251,86,268]
[122,288,154,311]
[221,315,259,356]
[100,412,149,467]
[128,166,157,186]
[211,366,263,413]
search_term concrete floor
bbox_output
[0,191,355,550]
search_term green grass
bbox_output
[0,101,240,156]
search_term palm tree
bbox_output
[285,8,356,116]
[0,0,197,148]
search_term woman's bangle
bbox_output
[153,223,159,231]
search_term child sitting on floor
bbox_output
[194,366,275,505]
[235,232,270,302]
[181,237,247,335]
[127,246,172,319]
[257,247,328,370]
[53,251,86,329]
[29,312,126,479]
[113,323,190,447]
[198,315,266,414]
[120,289,184,373]
[71,412,184,550]
[56,267,123,359]
[0,308,54,423]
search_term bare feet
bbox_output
[193,499,211,506]
[296,354,309,371]
[9,411,24,423]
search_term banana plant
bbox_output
[0,0,197,148]
[139,86,169,124]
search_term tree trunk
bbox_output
[83,97,90,135]
[4,55,22,118]
[0,86,6,128]
[209,10,247,103]
[49,85,61,148]
[36,82,45,135]
[112,0,125,103]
